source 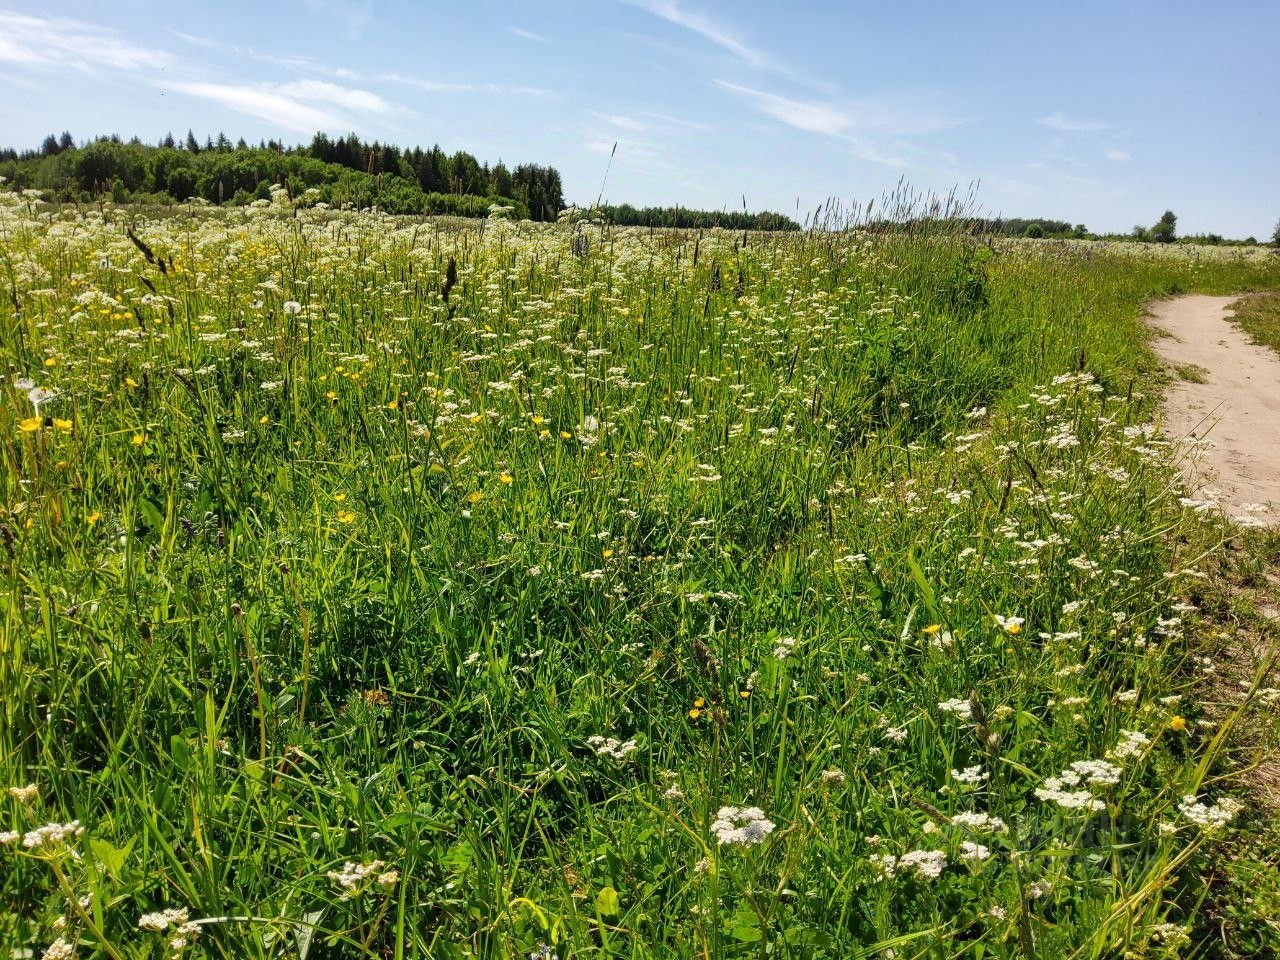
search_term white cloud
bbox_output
[361,71,554,98]
[714,80,849,135]
[715,80,962,140]
[1105,147,1131,161]
[585,135,668,171]
[274,79,393,114]
[713,80,966,174]
[170,30,323,69]
[168,81,350,132]
[642,111,713,132]
[1035,112,1110,132]
[593,112,647,132]
[0,11,170,70]
[510,27,549,42]
[624,0,767,68]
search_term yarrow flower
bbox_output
[326,860,401,898]
[773,636,798,659]
[138,907,190,932]
[1034,760,1121,812]
[22,821,84,853]
[586,735,639,760]
[1108,729,1150,760]
[8,783,38,804]
[959,841,991,861]
[871,849,948,881]
[1177,795,1242,831]
[951,811,1007,833]
[711,806,776,846]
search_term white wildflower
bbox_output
[586,735,639,760]
[711,806,776,846]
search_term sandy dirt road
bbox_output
[1148,294,1280,526]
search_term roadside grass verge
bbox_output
[1227,291,1280,357]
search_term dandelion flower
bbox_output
[994,614,1024,635]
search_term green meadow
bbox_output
[3,192,1280,958]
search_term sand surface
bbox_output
[1149,294,1280,525]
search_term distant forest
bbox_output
[0,132,799,229]
[0,131,563,220]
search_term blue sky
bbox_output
[2,1,1276,237]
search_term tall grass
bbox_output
[2,192,1279,958]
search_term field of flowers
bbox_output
[3,189,1280,959]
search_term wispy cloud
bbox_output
[714,80,849,135]
[1104,147,1131,161]
[274,79,394,114]
[170,30,322,69]
[338,69,554,98]
[1035,112,1110,132]
[168,79,393,132]
[510,27,550,43]
[592,111,647,132]
[623,0,768,68]
[0,11,171,70]
[715,81,962,138]
[713,80,966,172]
[642,111,714,133]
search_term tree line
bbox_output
[0,131,563,220]
[1,132,797,229]
[595,203,799,231]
